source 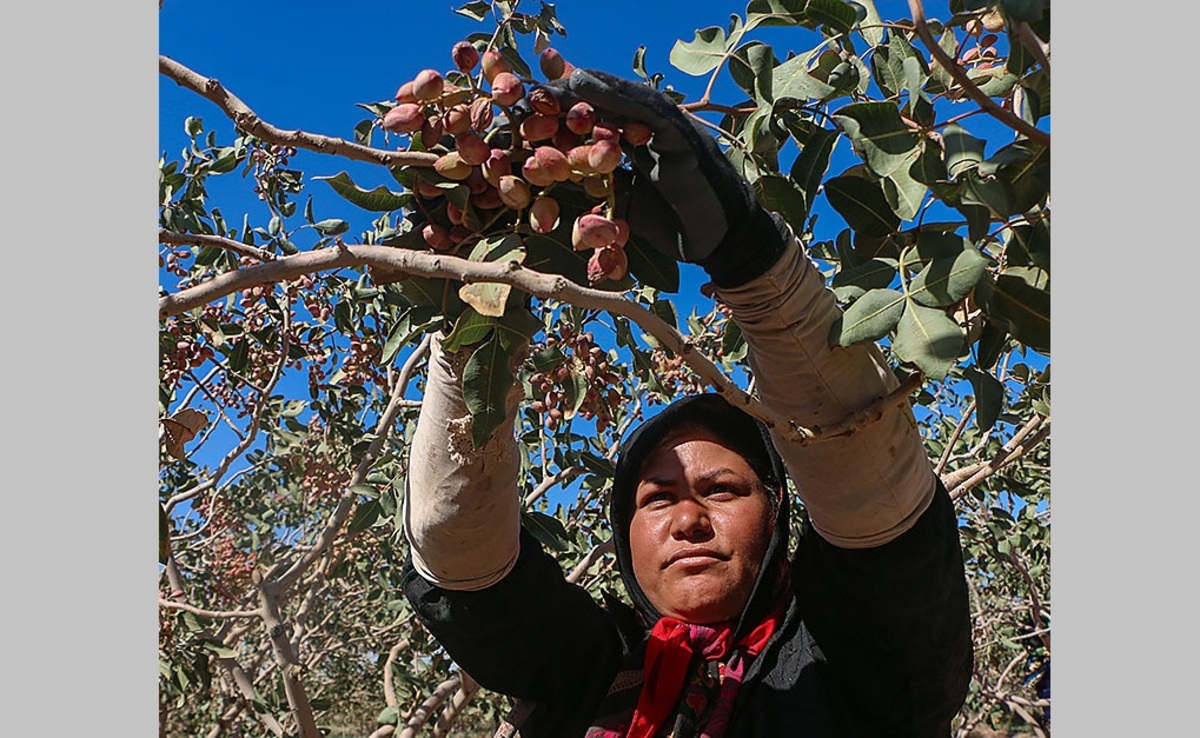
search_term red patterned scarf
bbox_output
[587,601,784,738]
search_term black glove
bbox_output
[565,68,790,288]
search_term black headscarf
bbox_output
[608,393,791,640]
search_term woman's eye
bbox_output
[705,485,738,499]
[639,491,669,507]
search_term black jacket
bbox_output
[402,477,972,737]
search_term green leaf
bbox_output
[746,0,811,26]
[669,26,730,76]
[313,219,350,236]
[985,140,1050,216]
[824,174,900,237]
[831,257,897,301]
[377,706,400,726]
[964,366,1004,432]
[986,273,1050,354]
[833,102,921,179]
[227,339,249,373]
[625,235,680,293]
[756,173,809,234]
[729,41,778,103]
[893,303,964,379]
[942,123,987,179]
[787,122,838,211]
[883,159,927,221]
[443,308,497,352]
[632,45,649,80]
[561,365,588,419]
[520,509,571,551]
[909,246,990,307]
[854,0,885,47]
[830,288,905,345]
[345,499,382,537]
[803,0,860,37]
[772,48,833,101]
[315,172,411,212]
[463,333,514,448]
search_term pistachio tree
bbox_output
[158,1,1050,736]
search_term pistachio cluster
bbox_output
[383,42,653,284]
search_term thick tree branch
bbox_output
[431,672,480,738]
[258,581,322,738]
[160,240,920,448]
[159,55,439,169]
[905,0,1050,148]
[397,676,462,738]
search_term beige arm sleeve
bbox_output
[403,332,524,590]
[714,236,937,548]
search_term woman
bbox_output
[401,70,972,738]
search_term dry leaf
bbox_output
[162,409,208,460]
[458,281,511,318]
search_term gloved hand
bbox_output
[565,68,790,288]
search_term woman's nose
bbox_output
[671,499,712,540]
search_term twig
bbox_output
[163,306,291,513]
[159,56,439,169]
[524,465,585,507]
[905,0,1050,148]
[566,540,615,584]
[267,334,431,592]
[159,241,919,448]
[934,400,975,476]
[382,638,411,709]
[1012,20,1050,76]
[159,599,260,620]
[950,416,1049,501]
[162,228,277,263]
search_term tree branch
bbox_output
[950,415,1049,501]
[397,675,462,738]
[162,229,277,263]
[268,335,431,592]
[160,55,439,169]
[159,599,261,620]
[905,0,1050,148]
[159,240,921,448]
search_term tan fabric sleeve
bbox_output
[713,236,937,548]
[403,332,524,590]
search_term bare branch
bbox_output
[258,580,322,738]
[159,598,261,621]
[162,229,277,263]
[566,540,615,584]
[383,638,411,709]
[431,672,480,738]
[397,676,462,738]
[935,400,975,476]
[524,465,585,507]
[159,55,439,169]
[160,241,920,448]
[268,335,431,591]
[1013,20,1051,76]
[950,415,1050,501]
[905,0,1050,148]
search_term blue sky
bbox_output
[158,0,1035,515]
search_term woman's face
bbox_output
[628,428,775,624]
